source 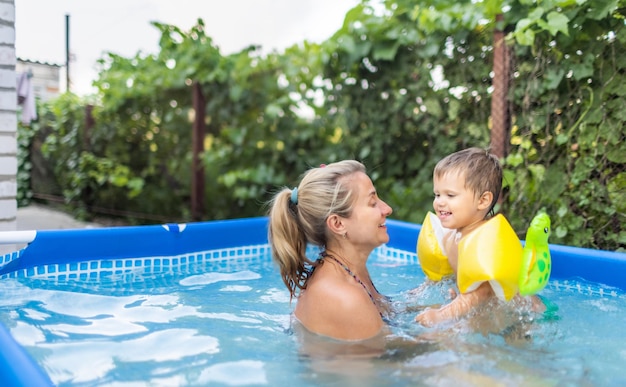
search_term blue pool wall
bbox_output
[0,216,625,386]
[0,217,270,275]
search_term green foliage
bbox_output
[16,122,35,206]
[318,0,495,222]
[34,93,148,218]
[502,0,626,250]
[23,1,625,251]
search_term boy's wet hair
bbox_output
[433,147,502,215]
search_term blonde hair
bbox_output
[267,160,366,300]
[433,147,502,215]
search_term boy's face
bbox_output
[432,170,486,231]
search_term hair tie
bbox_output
[290,187,298,205]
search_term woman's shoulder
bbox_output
[301,269,365,309]
[295,264,385,340]
[307,268,359,300]
[311,264,370,294]
[295,284,385,340]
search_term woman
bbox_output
[268,160,393,341]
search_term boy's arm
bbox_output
[441,230,458,272]
[415,282,493,327]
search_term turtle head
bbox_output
[526,212,551,243]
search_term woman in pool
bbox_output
[268,160,393,341]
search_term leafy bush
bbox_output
[19,2,625,251]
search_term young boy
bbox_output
[415,147,545,327]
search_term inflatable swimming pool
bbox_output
[0,217,625,386]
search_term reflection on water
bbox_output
[196,360,267,385]
[38,329,219,383]
[292,264,626,387]
[0,261,281,386]
[0,253,625,386]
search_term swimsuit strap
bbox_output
[322,253,384,319]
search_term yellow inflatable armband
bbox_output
[457,214,523,301]
[417,212,454,281]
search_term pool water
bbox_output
[0,244,625,386]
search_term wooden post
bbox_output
[191,81,206,221]
[490,13,510,159]
[84,104,93,151]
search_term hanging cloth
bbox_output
[17,71,37,125]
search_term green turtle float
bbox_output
[518,212,552,296]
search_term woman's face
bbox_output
[341,172,393,250]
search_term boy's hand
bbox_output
[415,308,442,327]
[415,282,494,327]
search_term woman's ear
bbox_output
[477,191,494,211]
[326,214,346,237]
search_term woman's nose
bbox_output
[382,200,392,215]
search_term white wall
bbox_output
[0,0,16,240]
[16,59,60,102]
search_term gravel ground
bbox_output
[16,203,102,231]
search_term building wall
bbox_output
[0,0,16,237]
[16,59,61,102]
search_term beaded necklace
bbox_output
[322,253,384,319]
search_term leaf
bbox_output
[528,7,546,21]
[571,54,595,80]
[483,0,503,19]
[417,41,440,58]
[528,164,546,182]
[265,104,283,118]
[373,42,401,61]
[515,18,533,32]
[514,28,536,46]
[423,98,443,118]
[502,169,517,188]
[544,68,565,90]
[505,153,524,168]
[585,0,619,20]
[447,99,460,120]
[607,172,626,213]
[360,145,371,159]
[110,175,129,187]
[555,225,568,238]
[545,12,570,37]
[229,85,244,101]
